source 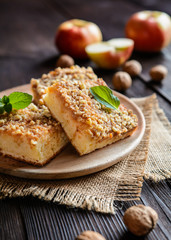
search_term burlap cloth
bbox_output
[0,94,170,214]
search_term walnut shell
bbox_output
[112,71,132,91]
[56,54,75,68]
[123,205,158,236]
[150,65,168,81]
[76,231,106,240]
[122,60,142,77]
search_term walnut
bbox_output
[123,205,158,236]
[112,71,132,91]
[76,231,106,240]
[122,60,142,77]
[56,54,75,68]
[150,65,168,81]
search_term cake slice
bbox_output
[30,65,98,157]
[0,103,68,166]
[44,77,138,155]
[31,65,98,105]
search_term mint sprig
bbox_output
[0,92,32,114]
[90,85,120,112]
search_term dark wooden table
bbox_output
[0,0,170,239]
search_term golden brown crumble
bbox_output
[49,77,138,140]
[31,65,98,104]
[0,103,60,145]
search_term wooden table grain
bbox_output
[0,0,170,239]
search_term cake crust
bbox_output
[30,65,99,158]
[0,103,68,165]
[44,76,138,155]
[0,144,67,167]
[31,65,98,105]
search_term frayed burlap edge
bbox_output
[0,95,156,214]
[144,97,171,181]
[0,178,117,213]
[114,94,155,201]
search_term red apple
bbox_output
[125,11,171,52]
[85,38,134,69]
[55,19,102,59]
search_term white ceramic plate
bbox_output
[0,84,145,179]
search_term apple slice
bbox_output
[85,42,115,68]
[86,38,134,69]
[108,38,134,51]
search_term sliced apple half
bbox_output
[86,38,134,69]
[108,38,134,51]
[85,42,115,68]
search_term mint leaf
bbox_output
[4,103,12,113]
[0,107,4,114]
[90,86,120,111]
[0,101,4,108]
[0,92,32,114]
[9,92,32,110]
[2,95,9,104]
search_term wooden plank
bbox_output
[140,181,171,240]
[131,0,171,15]
[128,0,171,103]
[1,183,170,240]
[0,0,66,58]
[0,0,66,92]
[16,180,171,240]
[0,0,170,239]
[0,57,58,92]
[49,0,143,39]
[0,0,170,118]
[132,47,171,103]
[51,0,171,103]
[0,199,26,240]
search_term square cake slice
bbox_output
[0,103,68,166]
[30,65,98,157]
[31,65,98,105]
[44,77,138,155]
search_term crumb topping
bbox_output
[49,77,138,140]
[31,65,97,103]
[0,103,60,145]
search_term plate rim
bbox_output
[0,84,145,179]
